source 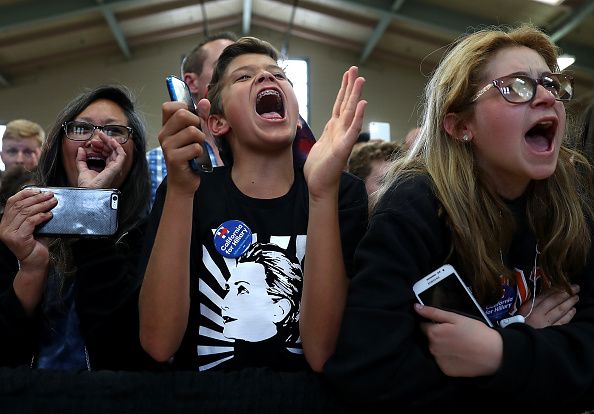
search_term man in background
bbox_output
[146,32,237,206]
[1,119,45,173]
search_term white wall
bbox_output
[0,26,426,148]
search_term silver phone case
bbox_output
[28,186,120,237]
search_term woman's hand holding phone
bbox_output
[159,100,210,197]
[0,189,55,314]
[0,189,55,264]
[415,303,503,377]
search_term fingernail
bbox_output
[414,303,423,311]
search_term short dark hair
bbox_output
[208,37,280,116]
[207,37,281,165]
[181,31,238,75]
[0,166,35,210]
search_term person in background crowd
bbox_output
[403,126,420,149]
[0,166,35,215]
[146,32,237,206]
[347,140,401,196]
[0,85,153,371]
[0,119,44,181]
[326,25,594,413]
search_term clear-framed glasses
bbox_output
[472,73,574,104]
[62,121,132,144]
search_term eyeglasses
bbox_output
[62,121,132,144]
[472,73,574,104]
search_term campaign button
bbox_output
[213,220,253,258]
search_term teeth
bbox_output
[537,121,553,128]
[257,89,280,102]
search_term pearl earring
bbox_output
[462,134,470,142]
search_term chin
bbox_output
[529,165,557,181]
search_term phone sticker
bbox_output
[213,220,253,258]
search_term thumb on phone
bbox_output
[196,98,211,126]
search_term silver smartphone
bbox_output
[412,264,493,327]
[165,75,213,173]
[26,186,120,237]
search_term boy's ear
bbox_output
[443,112,473,142]
[208,114,230,137]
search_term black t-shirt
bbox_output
[142,166,367,371]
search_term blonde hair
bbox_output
[377,25,594,303]
[3,119,45,147]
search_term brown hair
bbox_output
[348,140,401,181]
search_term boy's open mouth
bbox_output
[525,119,557,152]
[86,154,106,172]
[256,88,285,120]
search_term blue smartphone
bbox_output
[165,75,213,173]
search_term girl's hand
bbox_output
[415,304,503,377]
[304,66,366,201]
[521,285,579,328]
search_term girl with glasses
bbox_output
[0,85,153,370]
[326,25,594,413]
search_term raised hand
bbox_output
[158,99,210,197]
[304,66,366,200]
[521,285,579,328]
[415,304,503,377]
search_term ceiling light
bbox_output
[557,54,575,71]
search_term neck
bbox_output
[231,151,295,198]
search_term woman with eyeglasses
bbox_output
[0,85,153,370]
[325,25,594,412]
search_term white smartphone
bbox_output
[412,264,493,327]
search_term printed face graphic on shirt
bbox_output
[198,235,306,371]
[222,262,292,341]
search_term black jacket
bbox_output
[0,221,152,371]
[325,174,594,413]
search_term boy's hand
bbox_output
[415,303,502,377]
[304,66,366,201]
[159,100,210,197]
